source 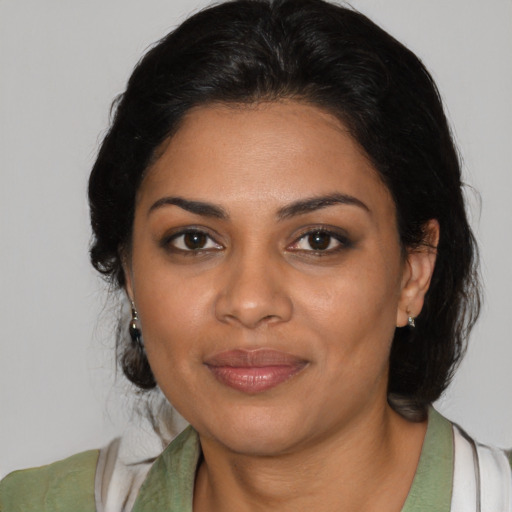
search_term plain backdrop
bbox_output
[1,0,511,478]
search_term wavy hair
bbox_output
[88,0,480,420]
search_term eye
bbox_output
[289,229,350,253]
[166,229,223,252]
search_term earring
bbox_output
[129,300,143,348]
[407,316,416,328]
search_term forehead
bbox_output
[139,101,394,219]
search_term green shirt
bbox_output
[130,408,454,512]
[1,409,511,511]
[0,449,98,512]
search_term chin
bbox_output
[217,429,302,457]
[198,405,313,457]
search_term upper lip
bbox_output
[204,349,308,368]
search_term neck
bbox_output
[193,404,427,512]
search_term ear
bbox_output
[396,219,439,327]
[121,251,135,303]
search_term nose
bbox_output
[214,251,293,329]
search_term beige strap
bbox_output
[451,424,512,512]
[95,437,153,512]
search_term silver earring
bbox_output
[407,316,416,328]
[129,300,143,348]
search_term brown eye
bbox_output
[288,228,351,254]
[168,230,223,252]
[307,232,332,250]
[183,232,207,250]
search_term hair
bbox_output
[88,0,480,420]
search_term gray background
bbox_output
[1,0,511,477]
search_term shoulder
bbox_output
[0,449,99,512]
[450,420,512,511]
[451,420,512,474]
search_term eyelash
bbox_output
[162,228,223,254]
[162,226,352,257]
[288,228,352,255]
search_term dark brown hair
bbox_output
[88,0,480,419]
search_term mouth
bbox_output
[204,349,308,394]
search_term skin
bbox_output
[124,101,439,512]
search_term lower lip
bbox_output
[206,364,306,393]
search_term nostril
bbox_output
[213,264,294,328]
[214,293,293,328]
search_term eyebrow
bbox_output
[148,196,227,219]
[148,193,369,220]
[276,193,370,219]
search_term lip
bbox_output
[204,349,308,394]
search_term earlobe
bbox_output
[396,220,439,327]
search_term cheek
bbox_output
[298,252,401,367]
[128,244,214,373]
[136,273,211,351]
[306,260,399,326]
[135,278,211,411]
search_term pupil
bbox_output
[308,232,330,250]
[184,232,206,249]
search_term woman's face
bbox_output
[125,101,421,455]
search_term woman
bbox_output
[1,0,510,510]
